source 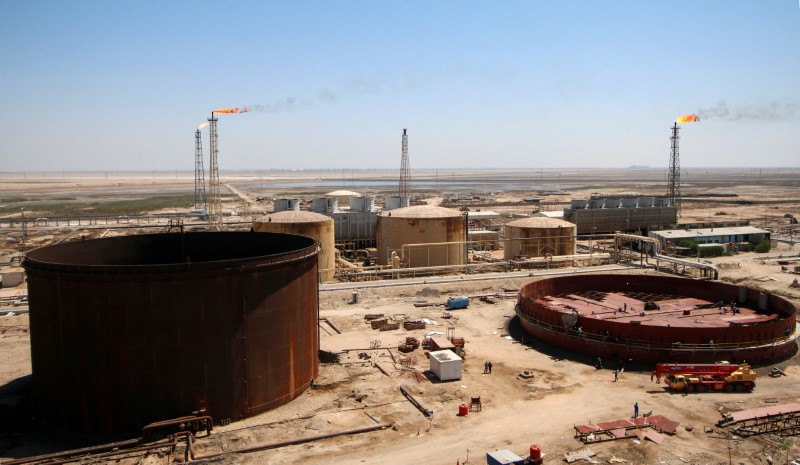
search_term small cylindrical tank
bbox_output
[385,196,410,210]
[504,217,577,259]
[376,205,465,267]
[253,211,335,282]
[274,198,301,212]
[311,197,339,214]
[350,196,375,212]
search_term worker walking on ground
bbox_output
[634,402,639,418]
[613,370,618,382]
[488,362,493,374]
[483,362,489,374]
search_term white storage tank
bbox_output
[253,211,336,282]
[274,198,301,212]
[311,197,339,214]
[385,195,410,210]
[603,198,621,209]
[350,195,375,212]
[325,190,361,205]
[429,349,462,381]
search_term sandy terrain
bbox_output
[1,169,799,465]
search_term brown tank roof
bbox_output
[507,217,575,228]
[379,205,463,219]
[256,211,332,223]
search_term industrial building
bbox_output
[22,232,320,434]
[563,193,677,235]
[649,226,770,250]
[516,274,796,364]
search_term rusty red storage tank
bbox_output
[22,231,320,435]
[516,273,797,364]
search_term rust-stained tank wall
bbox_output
[516,274,797,364]
[376,205,465,267]
[253,211,335,282]
[504,217,576,259]
[23,232,319,435]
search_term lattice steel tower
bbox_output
[194,129,207,212]
[399,128,410,199]
[207,114,223,230]
[667,122,681,216]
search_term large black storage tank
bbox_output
[23,232,319,435]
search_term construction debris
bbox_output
[574,414,679,443]
[769,367,787,377]
[403,320,426,330]
[564,448,596,463]
[398,337,420,353]
[717,403,800,437]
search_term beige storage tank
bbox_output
[376,205,466,267]
[325,190,362,206]
[253,211,335,282]
[504,217,576,259]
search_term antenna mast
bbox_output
[194,129,207,212]
[399,128,410,199]
[207,113,223,230]
[667,123,681,216]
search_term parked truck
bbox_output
[651,361,756,393]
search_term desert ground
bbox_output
[1,168,799,465]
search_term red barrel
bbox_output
[530,445,542,460]
[458,404,469,416]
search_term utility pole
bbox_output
[20,208,27,244]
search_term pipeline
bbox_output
[1,437,178,465]
[319,317,342,334]
[142,415,213,438]
[2,415,213,465]
[199,423,393,460]
[399,386,432,417]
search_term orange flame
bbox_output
[198,122,208,130]
[213,106,250,114]
[676,114,700,123]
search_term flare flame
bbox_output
[198,122,208,130]
[676,114,700,124]
[213,107,250,114]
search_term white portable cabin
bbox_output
[429,349,462,381]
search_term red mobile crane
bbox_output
[651,362,756,393]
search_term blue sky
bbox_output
[1,1,798,171]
